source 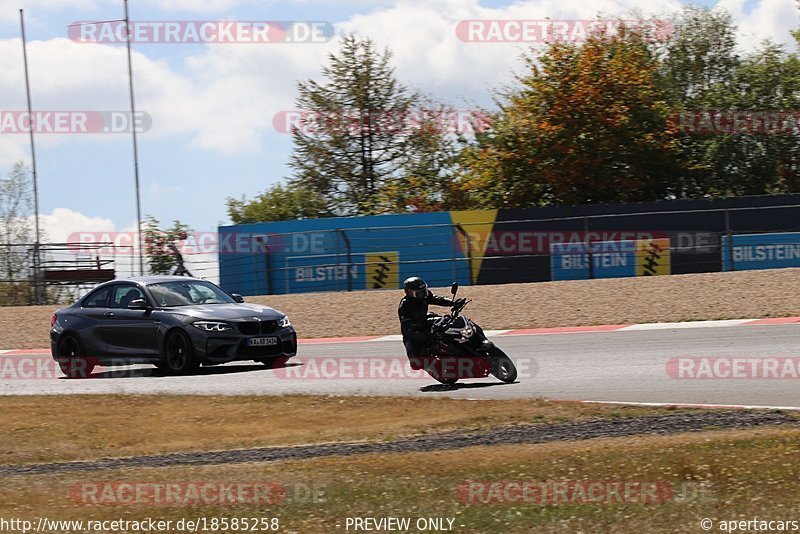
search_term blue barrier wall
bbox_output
[219,194,800,295]
[722,233,800,271]
[219,212,472,295]
[550,241,638,281]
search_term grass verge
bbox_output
[0,395,676,466]
[0,427,798,533]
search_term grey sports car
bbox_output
[50,276,297,378]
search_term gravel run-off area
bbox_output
[2,268,800,349]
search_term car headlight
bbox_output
[193,321,232,332]
[279,316,291,328]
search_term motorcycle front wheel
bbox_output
[488,347,518,383]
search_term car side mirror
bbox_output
[232,293,245,303]
[450,283,458,296]
[128,299,148,310]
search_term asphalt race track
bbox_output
[3,324,800,408]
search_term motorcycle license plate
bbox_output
[248,337,278,347]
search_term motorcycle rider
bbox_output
[398,277,464,370]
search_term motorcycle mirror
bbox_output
[450,282,458,296]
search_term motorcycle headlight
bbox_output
[462,326,475,339]
[279,316,292,328]
[193,321,232,332]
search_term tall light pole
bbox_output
[68,2,144,275]
[124,0,144,275]
[19,9,42,303]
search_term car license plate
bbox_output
[248,337,278,347]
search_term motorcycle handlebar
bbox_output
[451,298,471,315]
[432,299,472,334]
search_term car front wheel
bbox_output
[162,330,199,375]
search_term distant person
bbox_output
[169,243,193,277]
[398,277,463,369]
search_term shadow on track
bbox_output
[64,361,303,380]
[419,381,518,393]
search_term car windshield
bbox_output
[147,280,235,307]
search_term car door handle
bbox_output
[104,312,115,317]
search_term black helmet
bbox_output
[403,277,428,300]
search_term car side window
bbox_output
[110,285,146,309]
[83,287,111,308]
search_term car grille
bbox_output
[236,339,283,357]
[237,320,278,335]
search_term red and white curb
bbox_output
[3,316,800,353]
[0,348,53,355]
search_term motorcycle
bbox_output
[420,283,518,385]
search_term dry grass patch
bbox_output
[0,395,670,466]
[1,426,798,533]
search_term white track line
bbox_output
[583,400,800,411]
[370,335,404,342]
[484,330,511,336]
[619,319,751,331]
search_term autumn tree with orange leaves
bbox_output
[458,28,686,208]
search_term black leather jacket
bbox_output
[398,290,454,342]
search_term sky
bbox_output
[0,0,797,279]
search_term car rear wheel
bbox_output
[57,335,95,379]
[162,330,199,375]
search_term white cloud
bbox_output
[1,0,796,167]
[33,207,220,282]
[337,0,684,107]
[719,0,799,51]
[0,138,29,168]
[0,35,288,154]
[38,207,115,243]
